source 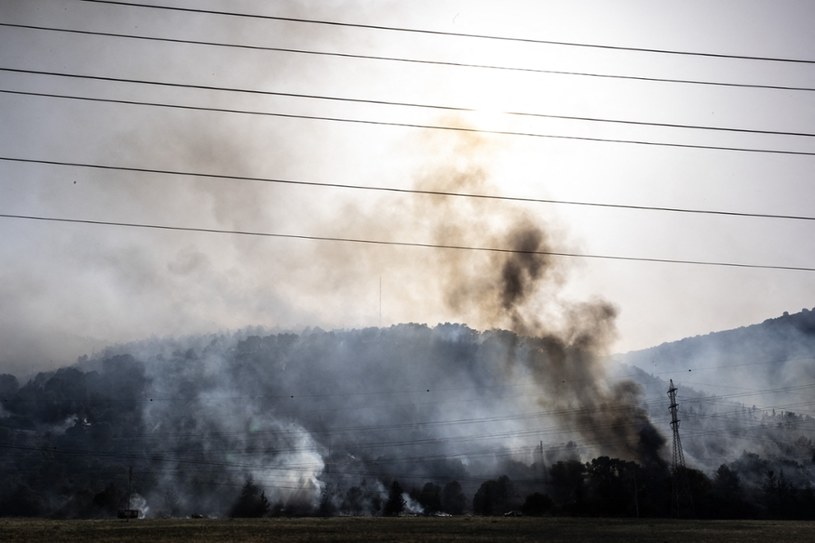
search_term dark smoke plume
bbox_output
[0,125,669,518]
[361,127,667,466]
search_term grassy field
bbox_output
[1,516,813,543]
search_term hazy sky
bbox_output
[1,0,813,376]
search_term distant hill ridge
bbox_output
[617,307,815,399]
[622,306,814,355]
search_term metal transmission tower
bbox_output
[668,379,694,517]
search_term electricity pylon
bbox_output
[668,379,694,517]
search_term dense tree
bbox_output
[585,456,638,516]
[763,470,794,519]
[382,481,406,517]
[339,480,383,516]
[415,482,442,514]
[0,484,45,517]
[0,374,18,401]
[473,475,515,515]
[342,486,365,516]
[680,466,712,518]
[317,485,338,517]
[229,478,270,518]
[521,492,553,516]
[1,325,814,520]
[548,460,586,513]
[91,482,122,518]
[711,465,753,518]
[440,481,466,515]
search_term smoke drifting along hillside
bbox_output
[0,127,674,516]
[0,324,655,517]
[7,130,812,519]
[2,317,815,518]
[618,308,815,477]
[322,129,665,469]
[620,309,815,403]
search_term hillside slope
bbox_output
[615,308,815,478]
[617,308,815,403]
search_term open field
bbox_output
[1,517,813,543]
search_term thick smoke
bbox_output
[334,127,666,466]
[3,324,813,518]
[0,123,671,517]
[3,1,814,520]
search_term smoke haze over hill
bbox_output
[618,308,815,413]
[2,0,813,378]
[1,312,814,518]
[1,0,814,520]
[0,324,649,515]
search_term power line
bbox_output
[91,380,815,442]
[5,67,813,139]
[123,389,815,446]
[4,88,815,157]
[1,212,814,272]
[681,383,815,407]
[2,156,814,223]
[6,354,811,443]
[32,409,815,465]
[0,441,599,480]
[78,0,815,65]
[3,23,813,93]
[4,380,813,468]
[0,442,314,473]
[5,402,808,474]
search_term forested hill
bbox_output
[1,320,813,519]
[612,309,815,515]
[616,308,815,400]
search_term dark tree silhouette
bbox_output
[2,324,815,520]
[711,464,752,518]
[0,484,45,517]
[440,481,466,515]
[763,470,797,519]
[382,481,406,516]
[585,456,639,516]
[548,460,586,513]
[416,482,442,514]
[0,374,18,401]
[317,485,337,517]
[342,486,365,516]
[91,482,122,518]
[229,478,270,518]
[473,475,514,515]
[521,492,553,516]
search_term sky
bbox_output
[0,0,813,377]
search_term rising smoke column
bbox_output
[372,126,667,465]
[128,125,667,516]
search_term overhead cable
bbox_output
[3,88,814,157]
[3,23,813,92]
[1,212,813,272]
[4,67,813,139]
[2,156,813,222]
[78,0,815,64]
